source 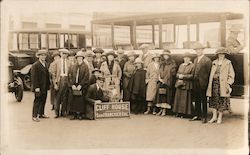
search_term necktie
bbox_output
[63,59,66,74]
[76,67,79,83]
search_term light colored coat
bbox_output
[206,58,235,97]
[51,58,71,85]
[146,62,160,101]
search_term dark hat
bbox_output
[52,51,60,58]
[92,68,102,74]
[151,53,161,60]
[93,48,104,54]
[106,51,117,57]
[183,52,192,58]
[85,50,95,57]
[96,76,105,82]
[36,49,47,57]
[81,48,86,52]
[216,47,229,55]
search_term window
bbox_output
[175,25,187,48]
[114,26,130,44]
[136,25,152,43]
[29,33,39,49]
[48,34,57,49]
[199,22,220,47]
[19,33,29,50]
[162,24,174,42]
[41,34,47,49]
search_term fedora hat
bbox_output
[229,25,242,32]
[36,49,47,57]
[93,48,104,54]
[193,42,205,50]
[59,48,70,54]
[139,44,149,49]
[215,47,229,55]
[134,58,143,64]
[127,51,137,57]
[68,51,76,57]
[106,51,117,57]
[75,51,85,58]
[152,53,161,59]
[52,51,60,58]
[161,49,171,56]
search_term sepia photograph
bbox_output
[0,0,249,155]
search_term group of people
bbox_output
[31,42,235,124]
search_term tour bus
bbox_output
[90,12,247,97]
[8,29,91,89]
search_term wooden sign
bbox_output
[94,102,130,119]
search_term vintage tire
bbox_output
[15,77,24,102]
[23,75,31,90]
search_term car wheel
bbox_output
[23,75,31,90]
[15,77,23,102]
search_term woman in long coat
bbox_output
[127,58,147,114]
[68,51,89,120]
[144,53,161,115]
[155,50,176,116]
[100,51,122,102]
[123,51,137,101]
[206,47,235,124]
[173,52,194,117]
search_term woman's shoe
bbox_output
[208,118,217,123]
[156,110,162,116]
[161,109,166,116]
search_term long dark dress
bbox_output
[127,68,147,113]
[173,62,194,115]
[155,59,176,108]
[209,65,230,112]
[67,62,89,113]
[123,61,135,101]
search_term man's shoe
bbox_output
[54,115,59,118]
[32,117,40,122]
[39,115,49,119]
[70,116,77,120]
[78,116,83,120]
[189,116,200,121]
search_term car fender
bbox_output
[20,64,32,75]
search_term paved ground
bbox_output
[1,91,249,155]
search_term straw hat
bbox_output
[161,49,171,56]
[151,53,161,59]
[139,44,149,49]
[52,51,60,58]
[193,42,205,50]
[127,51,137,57]
[75,51,85,58]
[36,49,47,57]
[59,48,70,54]
[85,50,95,57]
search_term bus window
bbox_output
[199,22,220,47]
[175,25,187,48]
[114,26,130,45]
[70,34,77,48]
[48,34,57,49]
[162,24,175,42]
[41,34,47,49]
[29,33,39,49]
[19,33,29,50]
[9,33,18,50]
[136,25,152,44]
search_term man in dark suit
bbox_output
[31,50,50,122]
[85,76,109,120]
[190,43,212,123]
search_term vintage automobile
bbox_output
[8,29,91,90]
[8,61,23,102]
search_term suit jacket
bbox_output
[206,58,235,97]
[51,58,71,85]
[31,60,50,92]
[127,68,146,99]
[193,55,212,90]
[85,84,109,104]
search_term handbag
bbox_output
[72,90,82,96]
[159,88,167,94]
[175,79,185,88]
